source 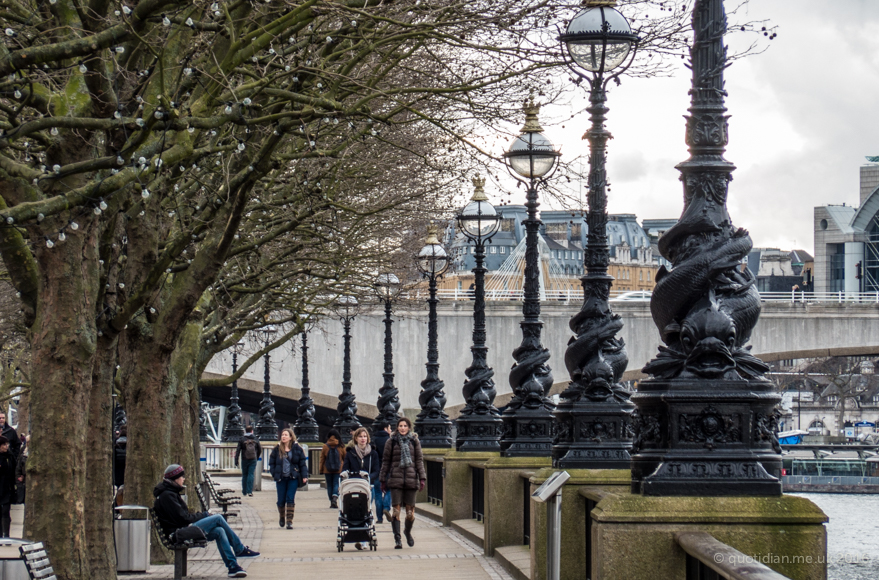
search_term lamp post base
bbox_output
[630,378,782,496]
[456,415,503,452]
[415,417,453,449]
[293,422,320,443]
[500,407,555,457]
[255,421,278,441]
[333,416,362,444]
[552,398,635,469]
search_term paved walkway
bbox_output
[126,475,513,579]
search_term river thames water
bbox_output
[792,493,879,580]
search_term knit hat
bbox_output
[164,464,185,480]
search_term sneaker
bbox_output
[237,548,260,558]
[227,565,247,578]
[248,493,253,497]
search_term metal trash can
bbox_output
[0,539,31,580]
[114,505,150,573]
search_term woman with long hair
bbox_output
[342,427,380,550]
[379,417,426,549]
[319,428,346,508]
[268,428,308,529]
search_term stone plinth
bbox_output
[441,450,499,527]
[530,468,630,580]
[591,493,828,580]
[483,456,551,556]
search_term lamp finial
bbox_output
[425,223,441,245]
[520,96,544,133]
[471,176,488,202]
[585,0,617,7]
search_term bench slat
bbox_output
[21,543,44,552]
[24,551,48,561]
[33,566,55,578]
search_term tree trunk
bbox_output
[25,222,100,580]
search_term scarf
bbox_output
[355,443,371,460]
[397,433,413,468]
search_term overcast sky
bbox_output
[531,0,879,255]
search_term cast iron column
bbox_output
[255,337,279,440]
[374,299,401,429]
[456,235,502,451]
[222,349,246,442]
[631,0,782,495]
[293,332,319,442]
[333,312,362,442]
[416,270,453,447]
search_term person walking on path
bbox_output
[153,464,259,578]
[15,434,27,506]
[235,425,262,497]
[319,429,346,509]
[379,417,426,549]
[372,425,392,523]
[0,413,20,460]
[0,436,15,537]
[342,427,380,549]
[268,428,308,529]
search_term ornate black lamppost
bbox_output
[373,274,403,430]
[222,341,247,442]
[414,224,453,447]
[455,177,503,451]
[553,0,639,468]
[255,326,279,441]
[293,330,319,442]
[333,296,362,442]
[631,0,781,496]
[499,100,560,457]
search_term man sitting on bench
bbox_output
[153,464,259,578]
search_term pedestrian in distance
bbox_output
[0,413,20,460]
[319,428,346,509]
[235,425,262,497]
[268,428,308,529]
[372,424,392,523]
[0,436,15,537]
[379,417,426,549]
[14,434,27,506]
[153,464,259,578]
[342,427,380,549]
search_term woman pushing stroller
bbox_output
[379,417,426,549]
[342,427,380,550]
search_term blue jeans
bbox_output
[373,482,390,521]
[240,458,257,495]
[324,473,340,499]
[192,514,245,569]
[275,478,299,507]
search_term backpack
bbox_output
[243,439,258,461]
[325,446,341,472]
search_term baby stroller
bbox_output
[336,470,377,551]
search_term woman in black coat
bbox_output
[342,427,380,550]
[268,428,308,529]
[0,436,16,537]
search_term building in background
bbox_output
[744,248,814,293]
[814,160,879,294]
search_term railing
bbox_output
[471,466,485,522]
[783,475,879,485]
[522,476,531,546]
[414,289,879,304]
[585,497,597,580]
[203,443,275,473]
[426,460,444,507]
[676,532,791,580]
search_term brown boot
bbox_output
[278,505,285,528]
[285,504,295,529]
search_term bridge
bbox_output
[202,300,879,424]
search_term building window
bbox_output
[501,218,516,232]
[500,246,506,254]
[457,281,463,290]
[490,246,496,254]
[829,244,845,292]
[564,251,569,260]
[471,246,475,254]
[571,223,582,238]
[546,223,567,241]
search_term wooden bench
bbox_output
[149,508,207,580]
[195,482,236,520]
[203,474,241,516]
[20,542,55,580]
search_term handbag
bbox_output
[172,525,208,544]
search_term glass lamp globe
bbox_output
[416,226,450,276]
[374,273,401,301]
[562,6,638,73]
[506,132,558,178]
[336,295,359,317]
[457,177,500,240]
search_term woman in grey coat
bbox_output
[379,417,425,549]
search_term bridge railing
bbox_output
[203,443,273,473]
[414,288,879,304]
[676,532,791,580]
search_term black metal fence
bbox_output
[471,466,485,521]
[523,477,531,546]
[426,460,444,506]
[685,555,721,580]
[585,498,597,580]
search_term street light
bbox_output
[222,341,247,442]
[630,0,781,496]
[455,177,503,451]
[293,326,320,443]
[500,99,559,457]
[552,0,638,469]
[414,224,453,448]
[374,273,403,430]
[333,296,362,442]
[255,325,279,441]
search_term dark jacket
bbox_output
[341,444,380,484]
[379,433,426,490]
[152,479,206,537]
[0,451,15,505]
[268,444,308,482]
[114,438,126,487]
[0,425,20,459]
[373,429,390,462]
[319,436,346,474]
[234,434,262,466]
